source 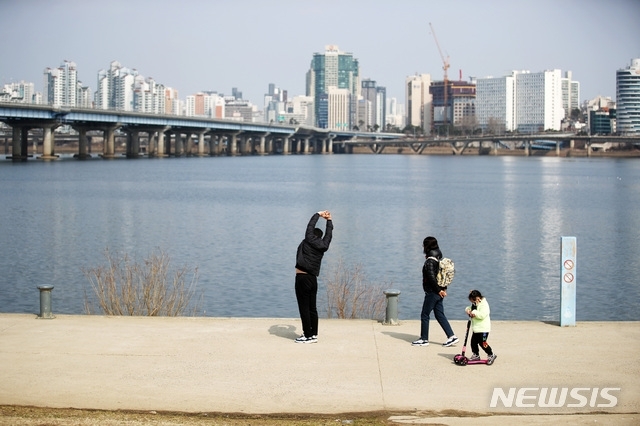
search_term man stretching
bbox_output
[294,211,333,343]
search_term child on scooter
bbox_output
[465,290,497,365]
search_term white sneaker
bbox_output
[411,339,429,346]
[443,336,459,347]
[294,335,317,344]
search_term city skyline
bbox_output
[1,0,639,107]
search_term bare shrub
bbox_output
[325,259,388,320]
[83,248,202,316]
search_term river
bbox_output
[1,154,638,321]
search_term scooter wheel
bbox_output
[459,358,468,366]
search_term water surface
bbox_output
[1,155,638,321]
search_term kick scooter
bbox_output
[453,319,495,366]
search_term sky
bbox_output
[1,0,639,107]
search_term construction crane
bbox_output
[429,22,450,128]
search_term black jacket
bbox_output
[422,248,443,293]
[295,213,333,276]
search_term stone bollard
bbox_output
[383,289,401,325]
[37,285,55,319]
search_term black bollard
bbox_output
[37,285,55,319]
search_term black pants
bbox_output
[295,273,318,338]
[471,332,493,356]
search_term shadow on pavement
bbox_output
[268,324,298,340]
[380,331,416,343]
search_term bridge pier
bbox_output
[172,132,183,157]
[197,130,208,156]
[175,133,184,156]
[206,131,222,156]
[282,135,291,154]
[258,133,269,155]
[149,127,168,157]
[185,133,195,156]
[38,124,59,160]
[101,125,119,159]
[9,124,31,161]
[321,136,334,154]
[238,135,247,155]
[451,141,469,155]
[225,132,239,156]
[302,136,311,154]
[125,130,140,158]
[245,135,255,155]
[148,132,156,156]
[206,134,215,155]
[72,126,92,159]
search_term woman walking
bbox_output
[412,236,458,347]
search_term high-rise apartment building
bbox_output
[327,87,351,130]
[360,79,386,131]
[44,60,77,107]
[356,98,372,130]
[185,92,225,118]
[97,61,170,112]
[96,61,137,110]
[476,74,516,133]
[1,81,36,103]
[561,71,580,118]
[95,70,110,110]
[264,83,287,123]
[515,69,563,133]
[77,82,92,108]
[307,45,360,129]
[164,88,181,115]
[405,74,432,134]
[385,97,405,130]
[114,68,137,112]
[476,69,565,133]
[133,76,165,114]
[616,58,640,135]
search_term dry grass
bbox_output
[324,259,388,321]
[83,248,202,316]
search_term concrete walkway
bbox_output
[0,314,638,424]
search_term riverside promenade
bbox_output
[0,314,638,425]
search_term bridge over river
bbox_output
[1,103,639,160]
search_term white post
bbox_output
[560,236,577,326]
